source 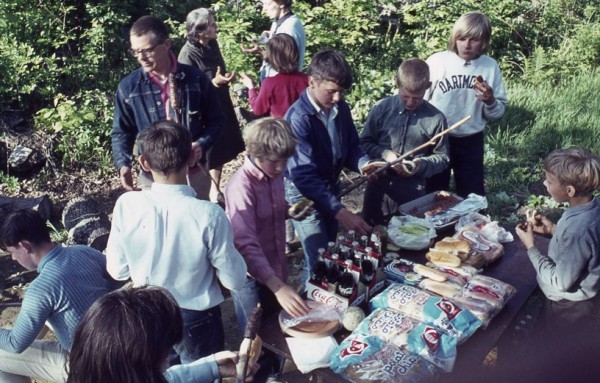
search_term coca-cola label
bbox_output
[310,287,345,312]
[421,326,441,351]
[340,338,369,358]
[435,299,462,321]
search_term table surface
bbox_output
[258,231,550,382]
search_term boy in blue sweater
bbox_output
[0,209,111,383]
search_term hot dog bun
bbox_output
[434,238,470,253]
[414,264,448,282]
[426,249,462,268]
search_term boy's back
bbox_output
[106,184,246,310]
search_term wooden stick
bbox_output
[337,115,472,198]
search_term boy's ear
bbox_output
[18,240,34,254]
[566,185,576,197]
[138,154,152,173]
[186,151,196,167]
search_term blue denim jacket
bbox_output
[285,90,367,218]
[111,63,224,170]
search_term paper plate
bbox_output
[278,300,341,338]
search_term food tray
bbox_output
[399,191,464,230]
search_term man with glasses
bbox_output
[112,15,224,198]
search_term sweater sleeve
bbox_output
[0,283,53,353]
[164,354,220,383]
[247,78,273,117]
[482,62,507,121]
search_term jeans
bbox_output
[174,305,224,364]
[231,277,281,335]
[284,179,338,289]
[0,340,68,383]
[426,132,485,198]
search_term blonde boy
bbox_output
[360,58,449,225]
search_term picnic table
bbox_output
[258,229,550,382]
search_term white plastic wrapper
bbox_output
[388,215,437,250]
[426,193,488,227]
[456,212,514,243]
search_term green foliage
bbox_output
[0,172,20,194]
[35,90,113,170]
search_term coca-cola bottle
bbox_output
[326,241,337,256]
[326,253,340,290]
[310,249,327,286]
[360,255,375,285]
[337,260,355,298]
[359,235,369,248]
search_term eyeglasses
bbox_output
[129,40,164,57]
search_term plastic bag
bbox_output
[330,334,439,382]
[280,302,340,329]
[388,216,437,250]
[456,212,514,243]
[353,308,458,372]
[425,193,488,227]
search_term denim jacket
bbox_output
[111,63,224,170]
[285,90,367,218]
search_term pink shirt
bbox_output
[224,157,288,284]
[248,71,308,118]
[147,50,178,118]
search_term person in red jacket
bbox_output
[241,33,308,118]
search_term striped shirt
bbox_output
[0,245,111,352]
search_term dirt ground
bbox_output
[0,120,369,382]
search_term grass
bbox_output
[484,70,600,222]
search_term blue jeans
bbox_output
[174,305,224,364]
[231,277,282,335]
[284,179,338,289]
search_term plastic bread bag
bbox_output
[462,274,517,310]
[456,212,514,243]
[447,295,496,329]
[383,259,424,286]
[330,333,439,382]
[454,225,504,266]
[352,308,458,372]
[280,302,340,329]
[370,283,432,320]
[370,283,481,343]
[424,262,480,287]
[387,216,436,250]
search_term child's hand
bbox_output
[531,215,556,236]
[335,208,372,235]
[288,198,314,220]
[473,76,496,105]
[240,72,256,90]
[515,222,535,249]
[240,42,261,55]
[274,285,311,317]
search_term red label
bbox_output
[435,299,462,320]
[421,326,441,351]
[340,338,369,358]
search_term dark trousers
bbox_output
[173,305,224,364]
[362,173,426,226]
[427,132,485,198]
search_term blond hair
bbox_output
[244,117,297,160]
[544,147,600,196]
[396,58,430,93]
[447,12,491,55]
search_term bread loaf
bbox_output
[418,279,461,298]
[434,237,470,253]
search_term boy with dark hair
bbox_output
[285,49,372,287]
[360,58,449,225]
[0,209,111,383]
[106,120,247,364]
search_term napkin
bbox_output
[285,335,338,373]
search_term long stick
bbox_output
[337,115,472,198]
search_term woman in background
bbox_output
[179,8,245,203]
